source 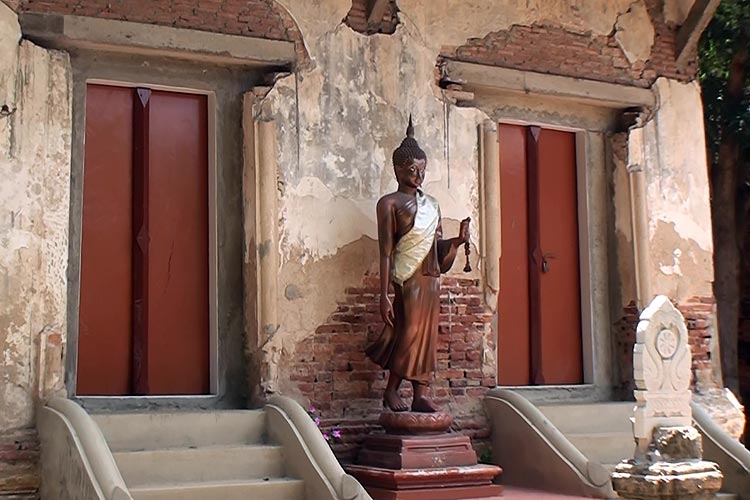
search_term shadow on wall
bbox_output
[286,274,496,462]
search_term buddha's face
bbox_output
[395,158,426,189]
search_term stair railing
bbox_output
[692,401,750,500]
[265,396,371,500]
[42,398,132,500]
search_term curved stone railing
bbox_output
[484,389,613,498]
[692,402,750,500]
[265,396,371,500]
[38,398,132,500]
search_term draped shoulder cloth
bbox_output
[391,190,439,286]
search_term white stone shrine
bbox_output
[612,295,723,500]
[633,295,693,457]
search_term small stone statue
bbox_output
[366,116,470,413]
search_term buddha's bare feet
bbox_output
[384,390,409,412]
[411,396,440,413]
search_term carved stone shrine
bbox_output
[611,295,722,500]
[346,412,503,500]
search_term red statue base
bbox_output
[345,411,503,500]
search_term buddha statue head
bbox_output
[392,115,426,189]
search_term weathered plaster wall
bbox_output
[611,77,713,306]
[0,3,70,495]
[0,2,71,430]
[250,0,689,427]
[644,77,713,301]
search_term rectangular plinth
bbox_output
[346,464,502,491]
[364,484,504,500]
[358,434,478,469]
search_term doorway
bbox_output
[497,123,583,386]
[76,84,210,396]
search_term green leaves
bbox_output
[699,0,750,167]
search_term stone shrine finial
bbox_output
[633,295,692,456]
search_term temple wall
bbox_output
[250,0,725,451]
[0,2,71,494]
[0,0,733,472]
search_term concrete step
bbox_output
[538,402,634,434]
[565,432,634,465]
[129,478,305,500]
[92,410,265,451]
[114,445,285,487]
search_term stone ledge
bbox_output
[19,12,295,67]
[441,60,656,109]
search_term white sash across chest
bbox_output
[391,190,439,286]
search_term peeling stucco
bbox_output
[256,18,486,262]
[650,220,713,299]
[0,2,71,430]
[615,0,655,64]
[398,0,636,50]
[642,77,713,300]
[0,2,19,147]
[263,0,658,266]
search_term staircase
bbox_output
[91,410,304,500]
[537,402,738,500]
[538,402,634,477]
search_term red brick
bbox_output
[441,1,693,87]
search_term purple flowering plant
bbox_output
[307,406,342,445]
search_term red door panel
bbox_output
[77,85,209,396]
[537,129,582,384]
[497,124,583,386]
[146,91,209,395]
[498,124,531,385]
[78,84,134,395]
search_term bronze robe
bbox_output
[366,194,455,383]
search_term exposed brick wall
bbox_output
[19,0,308,65]
[678,297,716,382]
[440,0,696,88]
[614,297,717,397]
[344,0,398,35]
[0,430,39,498]
[287,274,496,462]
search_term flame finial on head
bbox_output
[392,114,426,168]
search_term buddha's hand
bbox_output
[380,294,395,327]
[458,217,471,244]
